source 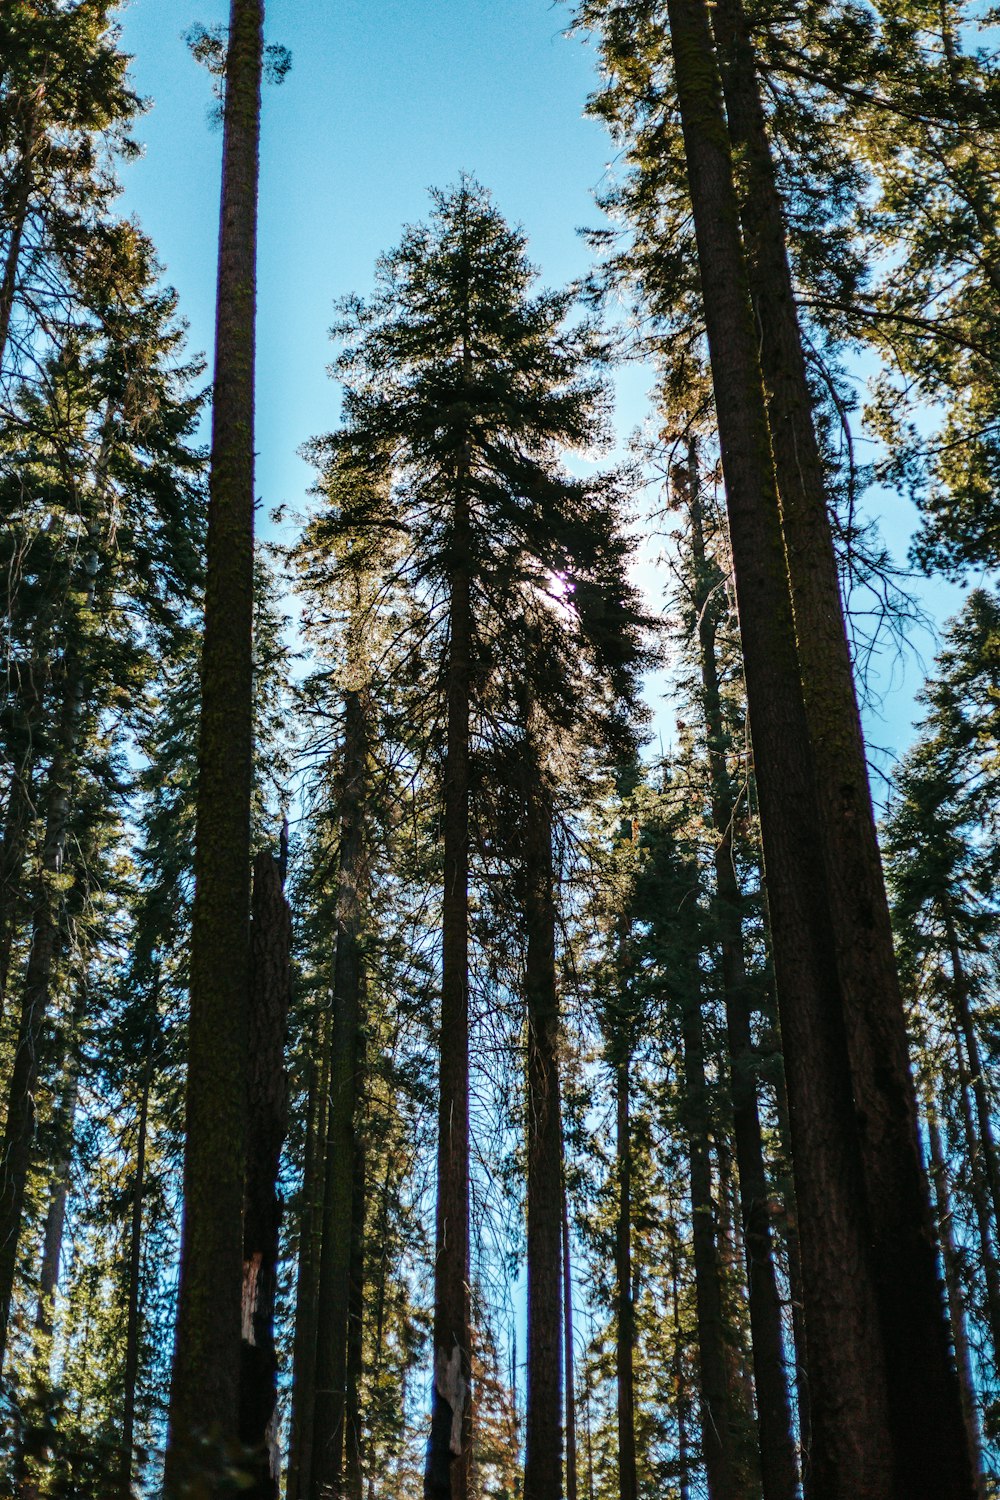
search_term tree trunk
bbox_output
[0,109,36,374]
[941,901,1000,1233]
[614,1054,638,1500]
[425,483,472,1500]
[684,461,799,1500]
[120,1029,153,1500]
[670,1219,692,1500]
[660,0,971,1493]
[165,0,263,1483]
[562,1163,578,1500]
[927,1111,987,1500]
[239,849,291,1498]
[287,1018,331,1500]
[345,1098,367,1500]
[313,688,369,1499]
[950,1029,1000,1358]
[680,983,744,1500]
[709,2,973,1490]
[523,754,564,1500]
[0,723,73,1369]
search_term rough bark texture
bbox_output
[0,721,73,1369]
[683,466,798,1500]
[313,688,369,1499]
[523,757,564,1500]
[425,488,472,1500]
[680,986,744,1500]
[120,1033,152,1500]
[662,1,903,1493]
[710,1,973,1490]
[928,1112,987,1500]
[239,850,291,1498]
[614,1055,638,1500]
[164,0,263,1484]
[287,1019,331,1500]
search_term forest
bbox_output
[1,0,1000,1496]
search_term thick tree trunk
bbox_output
[709,2,972,1491]
[684,464,798,1500]
[680,984,744,1500]
[165,0,263,1484]
[313,688,369,1499]
[239,850,291,1498]
[120,1031,153,1500]
[425,488,472,1500]
[562,1164,578,1500]
[287,1019,331,1500]
[0,727,73,1369]
[661,0,973,1493]
[614,1054,638,1500]
[927,1112,987,1500]
[522,755,564,1500]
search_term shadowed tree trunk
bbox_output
[0,693,76,1369]
[682,456,799,1500]
[941,898,1000,1232]
[287,1016,331,1500]
[523,750,564,1500]
[313,687,369,1499]
[120,1023,154,1500]
[708,0,974,1489]
[562,1161,578,1500]
[614,1051,638,1500]
[0,100,38,373]
[425,479,473,1500]
[680,981,744,1500]
[950,1028,1000,1358]
[239,847,291,1498]
[164,0,263,1484]
[661,0,973,1491]
[345,1076,367,1500]
[927,1111,987,1500]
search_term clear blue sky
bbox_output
[114,0,969,764]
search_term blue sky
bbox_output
[114,0,970,766]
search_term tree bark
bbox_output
[165,0,263,1483]
[239,849,291,1499]
[684,462,798,1500]
[522,754,564,1500]
[661,0,971,1492]
[614,1054,638,1500]
[680,983,744,1500]
[709,2,973,1490]
[927,1111,987,1500]
[941,900,1000,1233]
[120,1029,153,1500]
[287,1018,331,1500]
[0,715,74,1369]
[950,1028,1000,1359]
[344,1096,367,1500]
[313,688,369,1499]
[425,481,472,1500]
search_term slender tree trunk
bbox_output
[709,3,972,1490]
[614,1053,638,1500]
[670,1219,692,1500]
[684,460,798,1500]
[165,0,263,1484]
[0,690,40,1019]
[522,753,564,1500]
[313,689,369,1499]
[0,110,36,374]
[345,1097,367,1500]
[239,850,291,1498]
[287,1018,332,1500]
[680,983,744,1500]
[661,0,974,1493]
[425,482,472,1500]
[0,716,74,1369]
[927,1112,987,1500]
[950,1031,1000,1358]
[562,1162,578,1500]
[941,901,1000,1232]
[120,1030,153,1500]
